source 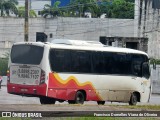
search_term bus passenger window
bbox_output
[70,51,91,73]
[92,52,105,73]
[132,63,141,76]
[131,54,146,77]
[142,62,150,79]
[49,49,71,72]
[103,52,113,74]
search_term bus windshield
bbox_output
[11,44,44,65]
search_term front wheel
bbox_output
[39,96,56,104]
[129,93,138,105]
[75,91,85,104]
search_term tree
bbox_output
[69,0,99,17]
[125,0,135,3]
[0,52,9,76]
[41,1,61,18]
[105,0,134,19]
[0,0,18,16]
[17,6,37,18]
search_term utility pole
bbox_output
[24,0,29,42]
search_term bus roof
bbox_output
[13,39,148,56]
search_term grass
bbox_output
[0,105,160,120]
[71,118,159,120]
[0,118,31,120]
[0,118,158,120]
[118,105,160,110]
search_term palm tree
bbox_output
[17,6,37,18]
[0,0,18,16]
[69,0,99,17]
[41,1,61,18]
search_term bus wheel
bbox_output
[68,100,75,104]
[129,93,137,105]
[97,101,105,105]
[40,96,56,104]
[75,91,85,104]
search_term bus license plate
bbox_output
[21,88,28,92]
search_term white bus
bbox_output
[7,39,151,105]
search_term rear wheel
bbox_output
[75,91,85,104]
[39,96,56,104]
[97,101,105,105]
[129,93,138,105]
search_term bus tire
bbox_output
[97,101,105,105]
[39,96,56,104]
[129,93,138,105]
[75,91,85,104]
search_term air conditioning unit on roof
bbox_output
[51,39,104,47]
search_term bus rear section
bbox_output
[7,43,47,98]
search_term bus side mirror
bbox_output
[142,62,150,79]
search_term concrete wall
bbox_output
[0,17,137,57]
[45,18,137,42]
[137,0,160,59]
[151,65,160,94]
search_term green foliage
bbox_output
[106,0,134,19]
[69,0,99,17]
[0,52,9,76]
[68,117,157,120]
[122,105,160,110]
[0,0,18,16]
[125,0,135,3]
[150,58,160,65]
[0,58,8,75]
[42,0,134,18]
[41,1,61,18]
[0,118,31,120]
[17,6,37,18]
[69,117,122,120]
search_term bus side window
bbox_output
[111,53,132,75]
[132,62,141,76]
[49,49,71,72]
[92,51,105,73]
[103,52,113,74]
[131,54,146,77]
[142,62,150,79]
[70,50,91,73]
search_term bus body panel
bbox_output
[139,79,151,102]
[7,83,47,96]
[47,73,102,101]
[47,72,151,102]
